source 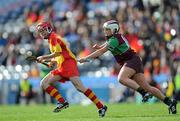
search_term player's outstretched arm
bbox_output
[37,52,61,62]
[93,42,106,50]
[78,43,108,63]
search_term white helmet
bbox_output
[103,20,119,34]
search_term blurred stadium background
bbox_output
[0,0,179,107]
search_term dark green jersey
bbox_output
[106,34,136,63]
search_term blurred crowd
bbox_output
[0,0,179,101]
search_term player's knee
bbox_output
[40,79,48,89]
[118,77,126,84]
[71,78,86,92]
[40,80,45,89]
[74,84,83,92]
[73,83,85,93]
[119,79,123,84]
[76,88,83,93]
[75,85,83,92]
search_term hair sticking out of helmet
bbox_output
[103,20,120,34]
[36,22,53,34]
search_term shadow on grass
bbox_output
[108,114,180,118]
[63,114,180,119]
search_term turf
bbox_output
[0,103,179,121]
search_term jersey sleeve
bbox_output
[106,37,119,50]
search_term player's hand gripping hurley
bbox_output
[25,55,50,68]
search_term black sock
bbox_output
[163,97,172,106]
[136,87,147,96]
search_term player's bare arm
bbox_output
[79,43,108,63]
[93,42,106,50]
[37,52,61,62]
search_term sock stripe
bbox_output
[90,95,99,104]
[56,95,61,100]
[88,93,94,99]
[45,86,54,94]
[94,98,99,104]
[45,85,65,103]
[58,97,65,103]
[84,89,91,96]
[96,102,103,109]
[50,89,57,96]
[84,88,104,109]
[91,95,97,101]
[53,91,59,97]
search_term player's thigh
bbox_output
[118,66,136,81]
[132,73,151,90]
[69,76,87,92]
[40,72,62,88]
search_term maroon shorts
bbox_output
[122,55,144,73]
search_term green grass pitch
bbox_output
[0,103,180,121]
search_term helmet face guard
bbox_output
[103,20,119,34]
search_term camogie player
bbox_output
[36,22,107,117]
[78,20,177,114]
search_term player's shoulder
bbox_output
[49,32,64,45]
[108,35,119,42]
[114,33,123,39]
[115,33,127,43]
